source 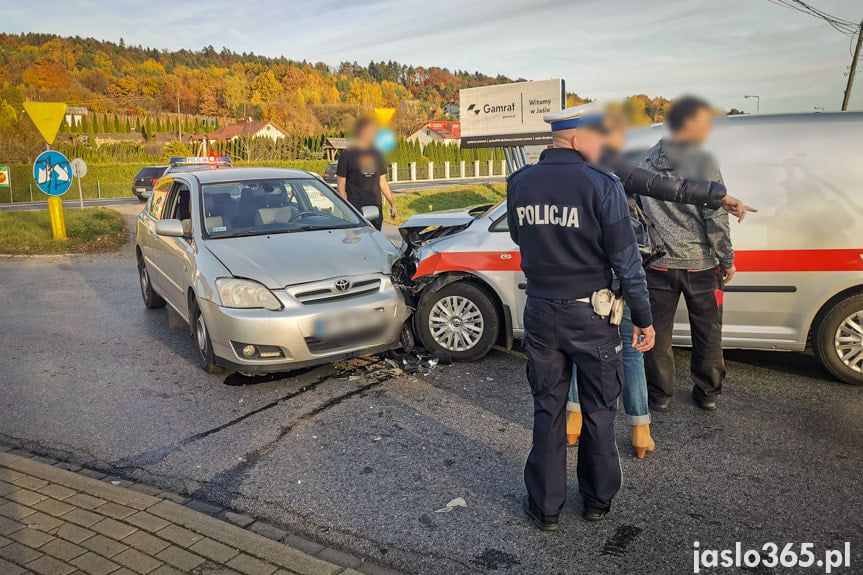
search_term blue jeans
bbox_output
[568,306,651,426]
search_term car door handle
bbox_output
[518,283,526,290]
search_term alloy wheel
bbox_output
[428,295,484,352]
[834,310,863,373]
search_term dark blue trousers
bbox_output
[523,296,624,516]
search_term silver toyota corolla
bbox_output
[136,167,408,374]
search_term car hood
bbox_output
[204,227,399,288]
[398,210,477,248]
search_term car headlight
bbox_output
[215,278,283,311]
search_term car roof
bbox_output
[181,167,318,183]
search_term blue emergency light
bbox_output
[169,156,232,165]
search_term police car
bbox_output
[137,157,233,200]
[400,112,863,385]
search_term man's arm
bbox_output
[506,177,519,245]
[378,176,397,219]
[336,176,347,200]
[701,161,736,284]
[335,154,349,200]
[599,180,654,351]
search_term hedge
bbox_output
[0,160,331,204]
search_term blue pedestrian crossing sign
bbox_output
[33,150,73,196]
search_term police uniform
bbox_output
[507,103,653,527]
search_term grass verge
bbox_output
[0,208,127,255]
[389,183,506,225]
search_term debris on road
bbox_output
[434,497,467,513]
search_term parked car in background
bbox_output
[135,157,234,201]
[322,162,338,187]
[399,112,863,385]
[136,167,408,374]
[132,166,167,201]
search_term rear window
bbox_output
[136,167,166,179]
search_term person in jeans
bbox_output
[336,117,397,230]
[566,106,753,455]
[638,96,735,411]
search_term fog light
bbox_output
[241,345,257,358]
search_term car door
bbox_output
[485,207,526,331]
[150,181,195,317]
[139,178,173,295]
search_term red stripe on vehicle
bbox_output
[735,249,863,272]
[413,249,863,280]
[413,252,522,279]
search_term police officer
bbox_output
[508,102,656,530]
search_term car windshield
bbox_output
[479,199,506,220]
[200,177,363,238]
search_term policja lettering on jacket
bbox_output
[514,204,580,228]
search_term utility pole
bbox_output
[842,18,863,111]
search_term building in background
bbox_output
[65,107,88,128]
[190,120,288,145]
[405,121,461,147]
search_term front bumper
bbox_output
[198,280,409,373]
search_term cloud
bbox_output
[1,0,860,111]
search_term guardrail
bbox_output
[386,160,508,183]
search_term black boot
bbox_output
[582,504,611,522]
[522,495,560,532]
[649,396,670,412]
[692,389,717,411]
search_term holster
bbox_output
[590,289,624,326]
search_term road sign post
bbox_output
[32,150,72,240]
[47,196,66,240]
[71,158,88,209]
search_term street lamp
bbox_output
[744,94,760,114]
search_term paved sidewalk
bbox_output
[0,453,363,575]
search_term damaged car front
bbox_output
[395,201,524,362]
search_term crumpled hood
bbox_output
[398,210,477,248]
[204,228,399,288]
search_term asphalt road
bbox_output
[0,177,506,212]
[0,210,861,574]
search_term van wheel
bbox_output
[415,282,499,362]
[813,293,863,385]
[137,252,166,309]
[189,298,226,375]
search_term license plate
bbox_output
[313,309,387,340]
[135,187,146,192]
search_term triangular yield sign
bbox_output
[23,102,68,144]
[374,108,396,126]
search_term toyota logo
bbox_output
[334,279,351,292]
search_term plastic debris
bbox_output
[434,497,467,513]
[373,436,382,442]
[111,481,121,486]
[428,358,439,368]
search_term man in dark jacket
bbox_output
[638,96,734,411]
[509,103,655,531]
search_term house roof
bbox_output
[322,137,350,150]
[407,121,461,140]
[190,120,286,142]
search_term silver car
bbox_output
[136,167,408,374]
[400,112,863,385]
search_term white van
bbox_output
[402,112,863,385]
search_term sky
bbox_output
[3,0,861,113]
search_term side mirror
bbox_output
[155,219,185,238]
[361,205,381,222]
[141,190,153,200]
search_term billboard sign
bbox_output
[459,79,564,148]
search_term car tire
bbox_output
[189,298,226,375]
[137,252,166,309]
[414,281,499,362]
[137,196,147,202]
[813,293,863,385]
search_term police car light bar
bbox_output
[169,156,232,165]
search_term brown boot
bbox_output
[632,424,655,459]
[566,411,582,446]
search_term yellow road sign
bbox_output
[374,108,396,126]
[23,102,68,144]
